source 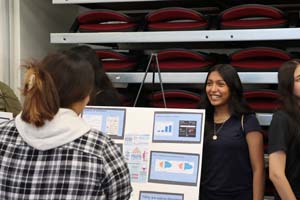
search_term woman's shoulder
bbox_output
[241,112,258,122]
[86,129,114,147]
[0,119,17,131]
[240,113,261,131]
[0,119,19,143]
[272,110,290,121]
[244,112,256,118]
[71,129,117,156]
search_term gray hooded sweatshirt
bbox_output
[15,108,91,150]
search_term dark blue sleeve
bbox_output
[243,114,262,135]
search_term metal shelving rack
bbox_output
[51,28,300,43]
[50,0,296,126]
[106,72,278,84]
[50,28,289,86]
[53,0,174,3]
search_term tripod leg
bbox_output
[133,53,154,107]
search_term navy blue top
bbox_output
[200,114,262,199]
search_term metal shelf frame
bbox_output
[51,0,278,126]
[53,0,174,3]
[51,28,300,44]
[256,113,273,126]
[107,72,277,84]
[52,0,300,5]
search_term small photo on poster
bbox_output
[179,120,197,137]
[153,112,203,143]
[81,106,126,139]
[139,191,184,200]
[148,151,200,186]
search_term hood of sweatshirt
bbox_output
[15,108,91,150]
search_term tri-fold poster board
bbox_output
[82,106,205,200]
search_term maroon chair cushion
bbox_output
[96,50,138,72]
[77,10,138,32]
[149,90,201,109]
[230,47,291,71]
[220,4,288,29]
[152,49,213,71]
[146,7,208,31]
[244,90,280,112]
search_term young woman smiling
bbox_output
[269,59,300,200]
[199,64,265,200]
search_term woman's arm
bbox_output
[246,131,265,200]
[269,151,297,200]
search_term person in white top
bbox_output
[0,51,132,199]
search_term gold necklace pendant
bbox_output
[212,134,218,140]
[212,119,227,141]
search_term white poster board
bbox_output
[82,106,205,200]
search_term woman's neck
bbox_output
[214,105,231,123]
[69,96,90,116]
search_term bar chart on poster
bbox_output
[81,106,205,200]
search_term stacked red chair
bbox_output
[230,47,291,71]
[145,7,209,31]
[244,90,281,112]
[149,89,201,109]
[152,49,214,71]
[76,10,138,32]
[219,4,288,29]
[96,50,138,72]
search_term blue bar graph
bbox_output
[165,126,168,132]
[161,124,172,133]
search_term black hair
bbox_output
[278,59,300,142]
[68,45,121,105]
[199,64,252,134]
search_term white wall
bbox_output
[0,0,10,84]
[11,0,78,96]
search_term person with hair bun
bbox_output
[0,51,132,199]
[269,59,300,200]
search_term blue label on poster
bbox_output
[140,191,183,200]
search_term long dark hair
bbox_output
[21,52,94,127]
[199,64,252,134]
[278,59,300,141]
[68,45,120,105]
